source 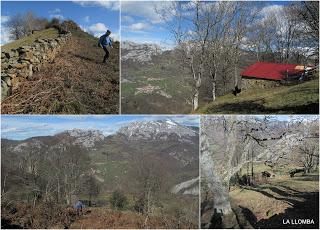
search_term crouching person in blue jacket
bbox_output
[74,200,84,216]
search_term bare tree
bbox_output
[6,13,25,39]
[6,12,49,40]
[81,175,100,206]
[130,153,168,226]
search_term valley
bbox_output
[121,41,192,114]
[1,118,199,229]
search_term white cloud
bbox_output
[84,23,119,41]
[128,22,151,31]
[1,15,11,45]
[74,1,119,11]
[79,24,88,32]
[122,15,134,23]
[50,14,65,20]
[121,1,172,24]
[88,22,108,34]
[260,4,284,18]
[1,15,10,23]
[49,8,61,14]
[84,16,90,23]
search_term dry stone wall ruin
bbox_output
[1,32,71,100]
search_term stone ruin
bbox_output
[1,32,72,100]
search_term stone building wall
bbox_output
[1,32,71,100]
[241,77,281,90]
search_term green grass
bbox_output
[197,78,319,114]
[2,28,59,52]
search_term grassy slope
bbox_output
[230,173,319,227]
[197,79,319,114]
[2,28,59,51]
[1,29,119,114]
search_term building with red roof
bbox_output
[240,62,304,81]
[240,62,315,90]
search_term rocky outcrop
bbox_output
[117,119,197,142]
[171,177,199,196]
[1,32,71,100]
[57,129,105,148]
[121,41,163,63]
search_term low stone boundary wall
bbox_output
[1,32,72,100]
[241,77,280,90]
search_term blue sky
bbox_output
[1,1,119,45]
[1,115,200,140]
[121,1,292,48]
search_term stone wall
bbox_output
[1,32,72,100]
[241,77,280,90]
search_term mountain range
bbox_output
[2,120,199,194]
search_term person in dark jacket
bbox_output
[74,200,84,216]
[98,30,113,63]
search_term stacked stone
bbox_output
[1,32,71,100]
[241,78,280,90]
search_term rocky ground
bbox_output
[1,30,119,114]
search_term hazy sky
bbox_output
[1,115,200,140]
[1,0,120,45]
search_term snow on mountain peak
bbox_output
[59,129,105,148]
[117,120,196,141]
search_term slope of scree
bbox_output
[1,30,119,114]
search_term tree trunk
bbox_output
[234,65,238,88]
[193,90,199,111]
[201,151,232,215]
[212,80,216,101]
[211,67,217,101]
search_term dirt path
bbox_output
[2,32,119,114]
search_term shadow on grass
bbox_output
[206,100,319,114]
[242,184,319,229]
[292,174,319,182]
[1,218,23,229]
[254,192,319,229]
[74,54,96,62]
[201,182,319,229]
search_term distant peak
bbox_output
[117,119,196,141]
[164,119,179,126]
[59,129,104,137]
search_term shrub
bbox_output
[133,196,145,213]
[110,190,127,210]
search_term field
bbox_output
[1,29,119,114]
[197,78,319,114]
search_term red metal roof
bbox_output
[241,62,303,80]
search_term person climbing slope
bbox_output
[74,200,85,216]
[98,30,113,63]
